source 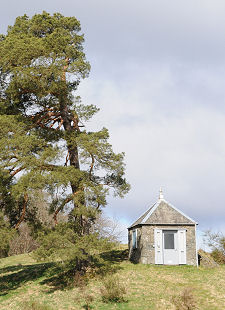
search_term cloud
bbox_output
[78,63,225,235]
[0,1,225,238]
[2,0,225,65]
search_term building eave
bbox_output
[128,222,197,230]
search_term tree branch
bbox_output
[89,153,95,177]
[56,118,64,130]
[10,167,24,177]
[49,117,61,128]
[15,193,28,229]
[53,190,81,225]
[64,151,71,166]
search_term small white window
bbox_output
[132,229,137,249]
[164,233,174,249]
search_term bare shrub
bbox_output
[90,213,123,243]
[9,223,38,255]
[204,230,225,264]
[100,274,126,303]
[29,190,68,228]
[172,287,197,310]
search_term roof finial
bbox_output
[159,187,164,200]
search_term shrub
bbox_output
[204,230,225,264]
[172,287,197,310]
[211,248,225,264]
[33,223,117,281]
[100,274,126,303]
[9,223,39,256]
[0,212,15,258]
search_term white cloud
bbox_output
[1,0,225,238]
[78,63,225,234]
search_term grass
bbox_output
[0,251,224,310]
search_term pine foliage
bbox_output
[0,12,130,233]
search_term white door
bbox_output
[154,229,163,264]
[178,229,187,264]
[163,230,179,265]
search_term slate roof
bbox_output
[128,198,197,229]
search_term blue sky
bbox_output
[1,0,225,245]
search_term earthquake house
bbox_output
[128,189,198,266]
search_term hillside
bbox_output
[0,251,224,310]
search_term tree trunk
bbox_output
[15,193,28,229]
[59,97,90,234]
[58,60,88,234]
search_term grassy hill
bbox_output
[0,251,224,310]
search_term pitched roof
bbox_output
[128,198,197,229]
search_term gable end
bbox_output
[128,198,197,230]
[144,200,197,225]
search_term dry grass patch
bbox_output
[23,300,54,310]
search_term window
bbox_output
[132,229,137,249]
[164,232,175,249]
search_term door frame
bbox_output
[154,228,187,265]
[162,229,179,265]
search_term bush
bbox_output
[33,223,116,275]
[9,223,39,256]
[0,212,15,258]
[172,287,197,310]
[204,230,225,265]
[211,248,225,264]
[100,274,126,303]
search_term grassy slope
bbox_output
[0,252,224,310]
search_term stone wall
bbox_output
[128,227,142,263]
[145,201,193,224]
[128,224,197,265]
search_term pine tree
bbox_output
[0,12,130,234]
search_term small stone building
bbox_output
[128,189,198,266]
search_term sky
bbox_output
[1,0,225,246]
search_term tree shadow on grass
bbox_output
[0,264,24,275]
[0,249,129,295]
[41,249,129,293]
[0,262,54,296]
[100,249,128,263]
